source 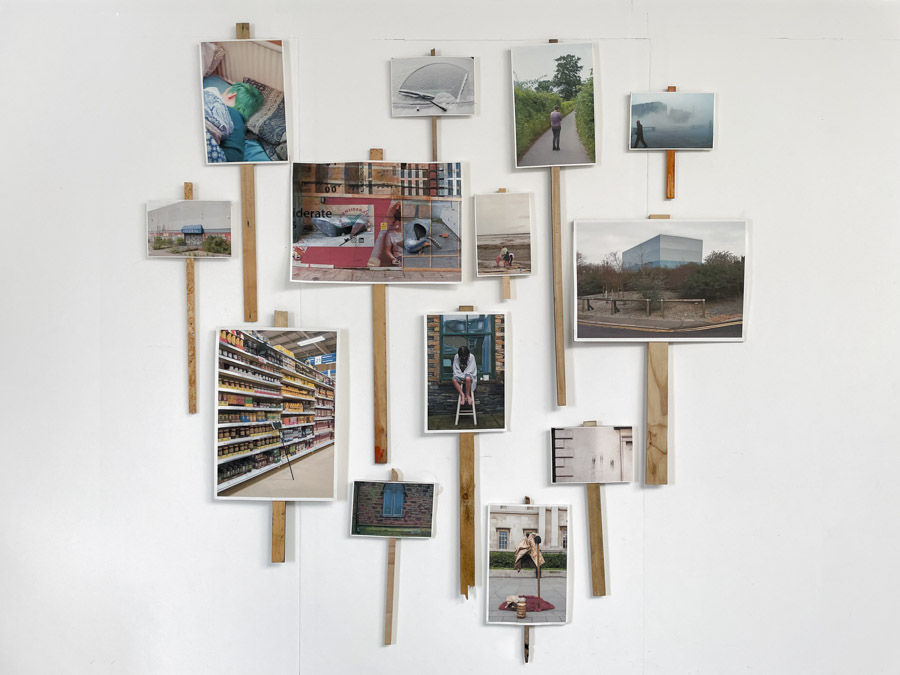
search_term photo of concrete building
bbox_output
[147,200,232,258]
[487,504,569,625]
[551,426,634,483]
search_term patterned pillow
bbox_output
[243,77,287,159]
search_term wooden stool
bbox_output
[455,396,477,426]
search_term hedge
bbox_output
[490,550,567,570]
[574,76,595,160]
[514,88,565,160]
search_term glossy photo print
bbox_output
[424,313,506,433]
[629,92,715,150]
[200,39,290,164]
[350,481,437,538]
[486,504,571,626]
[574,220,748,342]
[215,328,337,501]
[291,162,462,283]
[474,192,533,277]
[511,42,596,168]
[147,200,232,258]
[550,426,634,483]
[391,56,476,116]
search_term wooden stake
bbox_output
[666,85,676,200]
[582,421,607,596]
[384,468,400,645]
[524,495,532,663]
[492,188,513,300]
[183,182,197,415]
[371,147,388,463]
[236,23,257,322]
[646,342,669,484]
[550,166,566,406]
[272,309,289,563]
[430,48,439,162]
[455,304,476,597]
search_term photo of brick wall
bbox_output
[551,426,634,483]
[425,313,506,432]
[350,481,436,538]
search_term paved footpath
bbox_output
[488,576,567,624]
[520,111,591,167]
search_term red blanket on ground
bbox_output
[498,595,555,612]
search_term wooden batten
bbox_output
[666,85,676,200]
[646,342,669,484]
[184,182,197,415]
[271,309,289,562]
[430,48,439,162]
[371,148,388,463]
[236,23,257,322]
[550,166,566,406]
[457,304,476,597]
[384,468,400,645]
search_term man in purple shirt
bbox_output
[550,106,563,151]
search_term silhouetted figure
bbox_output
[550,106,562,151]
[634,119,647,148]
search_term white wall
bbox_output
[2,1,899,673]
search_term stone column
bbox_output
[550,506,559,549]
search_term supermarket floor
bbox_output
[221,444,335,499]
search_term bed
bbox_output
[201,40,289,164]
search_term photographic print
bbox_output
[474,192,533,277]
[511,42,596,168]
[291,162,462,283]
[200,40,289,164]
[425,313,506,433]
[629,92,715,150]
[574,220,747,342]
[147,200,232,258]
[551,426,634,483]
[486,504,570,626]
[215,328,338,501]
[350,481,437,538]
[390,57,475,117]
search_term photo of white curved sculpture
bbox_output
[391,57,476,117]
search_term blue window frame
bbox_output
[383,483,405,517]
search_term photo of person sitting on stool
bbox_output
[452,345,477,406]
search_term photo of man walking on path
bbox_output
[511,42,596,168]
[550,106,562,151]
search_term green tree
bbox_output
[535,79,554,93]
[552,54,582,100]
[679,251,744,301]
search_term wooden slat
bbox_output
[240,165,258,322]
[271,501,286,563]
[373,284,388,464]
[458,305,474,311]
[522,495,531,661]
[649,214,671,220]
[586,483,607,596]
[550,166,566,406]
[459,433,475,597]
[186,258,196,414]
[371,148,388,464]
[385,468,400,645]
[646,342,669,484]
[666,85,676,200]
[272,309,289,563]
[184,182,196,415]
[235,23,249,39]
[502,276,512,300]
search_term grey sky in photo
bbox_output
[511,42,593,83]
[576,220,746,265]
[475,193,532,236]
[631,92,714,125]
[147,200,231,232]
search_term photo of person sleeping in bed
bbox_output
[200,40,289,164]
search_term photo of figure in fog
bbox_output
[629,92,715,150]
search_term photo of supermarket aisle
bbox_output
[216,328,337,500]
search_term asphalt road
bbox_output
[577,322,743,339]
[519,111,592,167]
